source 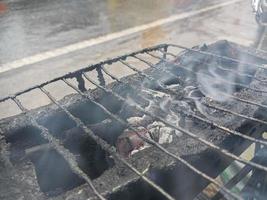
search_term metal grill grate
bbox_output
[1,41,267,200]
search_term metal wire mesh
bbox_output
[1,42,267,199]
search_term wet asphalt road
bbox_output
[0,0,223,64]
[0,0,265,117]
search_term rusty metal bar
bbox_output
[11,97,106,200]
[63,76,240,200]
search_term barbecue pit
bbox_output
[1,40,267,200]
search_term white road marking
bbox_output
[0,0,242,74]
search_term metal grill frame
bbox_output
[1,41,267,200]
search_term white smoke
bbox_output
[197,58,236,102]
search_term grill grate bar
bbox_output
[158,49,267,84]
[11,97,106,200]
[0,44,167,103]
[2,43,267,199]
[119,60,160,83]
[132,55,179,81]
[40,83,176,200]
[12,97,27,113]
[169,44,267,71]
[82,72,267,177]
[101,66,267,148]
[101,66,123,83]
[211,92,267,110]
[145,52,267,95]
[119,56,267,136]
[71,73,242,200]
[203,101,267,125]
[63,77,237,199]
[119,60,177,95]
[105,56,267,148]
[202,73,267,94]
[48,79,178,200]
[143,53,267,120]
